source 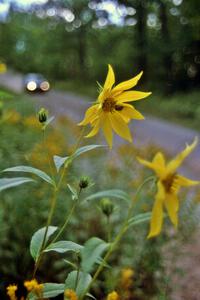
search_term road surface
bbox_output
[0,70,199,178]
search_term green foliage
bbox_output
[44,241,83,254]
[0,177,34,192]
[65,271,92,298]
[81,237,109,273]
[3,165,55,186]
[30,226,58,261]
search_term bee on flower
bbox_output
[79,65,151,148]
[137,137,199,238]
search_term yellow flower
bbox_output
[79,65,151,148]
[24,279,43,295]
[6,284,18,300]
[107,291,120,300]
[137,137,199,238]
[120,268,134,291]
[64,289,78,300]
[0,62,7,73]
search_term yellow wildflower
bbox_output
[0,62,7,73]
[24,279,43,296]
[79,65,151,148]
[120,268,134,290]
[137,137,199,238]
[6,284,18,300]
[64,289,78,300]
[107,291,120,300]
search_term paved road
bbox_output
[0,70,199,178]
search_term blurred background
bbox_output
[0,0,199,93]
[0,1,200,300]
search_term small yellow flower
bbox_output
[79,65,151,148]
[137,137,199,238]
[64,289,78,300]
[6,284,18,300]
[107,291,120,300]
[120,268,134,291]
[0,62,7,73]
[24,279,43,296]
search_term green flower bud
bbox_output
[79,176,90,189]
[100,198,114,217]
[38,107,48,123]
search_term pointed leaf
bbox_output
[45,116,55,126]
[67,184,78,200]
[128,212,152,228]
[44,241,83,254]
[65,271,92,298]
[81,237,109,273]
[3,166,55,186]
[0,177,34,192]
[72,145,104,159]
[84,189,130,202]
[53,155,69,172]
[30,226,58,261]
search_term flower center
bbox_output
[162,173,178,193]
[102,98,124,112]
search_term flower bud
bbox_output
[100,198,114,217]
[79,176,89,189]
[38,107,48,123]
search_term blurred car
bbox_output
[24,73,50,93]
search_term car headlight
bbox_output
[27,81,37,91]
[40,81,50,91]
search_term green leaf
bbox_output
[3,165,55,186]
[72,145,104,159]
[0,177,34,192]
[128,212,152,228]
[44,241,83,254]
[67,184,78,200]
[84,189,130,202]
[45,116,55,126]
[29,283,65,299]
[81,237,109,273]
[53,155,69,172]
[30,226,58,261]
[65,271,92,298]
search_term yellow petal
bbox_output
[167,137,198,173]
[137,157,155,170]
[110,111,132,143]
[112,71,143,93]
[85,119,100,138]
[104,64,115,91]
[164,193,179,228]
[137,152,166,179]
[114,91,152,103]
[119,104,144,123]
[78,104,99,126]
[101,114,113,149]
[175,175,199,187]
[148,181,165,238]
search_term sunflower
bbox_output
[137,137,199,238]
[79,65,151,148]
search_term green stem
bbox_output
[51,190,81,244]
[106,216,111,243]
[81,176,155,299]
